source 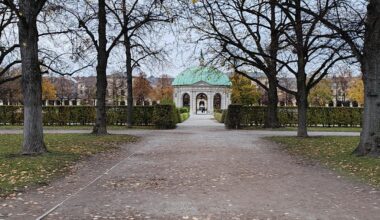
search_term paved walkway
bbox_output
[0,115,379,219]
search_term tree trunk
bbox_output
[264,76,280,128]
[92,0,108,135]
[123,0,134,128]
[296,75,308,137]
[263,0,280,129]
[18,0,46,154]
[354,0,380,156]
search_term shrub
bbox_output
[224,105,363,128]
[179,107,189,114]
[0,106,158,126]
[180,113,190,122]
[176,108,181,124]
[225,104,243,129]
[221,110,227,123]
[214,112,223,123]
[153,104,177,129]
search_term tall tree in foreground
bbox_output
[66,0,124,134]
[3,0,49,154]
[93,0,109,134]
[294,0,379,155]
[357,0,380,156]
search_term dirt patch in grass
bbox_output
[0,134,138,197]
[267,136,380,187]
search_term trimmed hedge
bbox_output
[180,113,190,123]
[225,104,243,129]
[224,105,363,128]
[0,105,175,128]
[214,112,223,123]
[214,110,227,123]
[179,107,189,114]
[153,104,177,129]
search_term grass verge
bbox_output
[0,134,137,197]
[267,136,380,187]
[244,126,361,132]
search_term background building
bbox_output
[172,66,232,114]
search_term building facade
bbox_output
[172,66,232,114]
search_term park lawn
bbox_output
[245,126,361,132]
[268,136,380,187]
[0,134,138,197]
[0,125,155,130]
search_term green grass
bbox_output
[0,125,155,130]
[244,126,361,132]
[267,136,380,187]
[0,134,137,197]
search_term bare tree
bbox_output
[0,2,20,85]
[275,0,353,137]
[290,0,380,155]
[3,0,49,154]
[109,0,172,127]
[185,0,286,128]
[63,0,125,134]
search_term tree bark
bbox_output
[263,0,280,129]
[123,0,133,128]
[354,0,380,156]
[296,74,308,137]
[18,0,47,154]
[92,0,108,135]
[265,75,280,128]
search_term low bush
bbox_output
[221,110,227,123]
[214,112,223,123]
[0,105,170,127]
[180,112,190,122]
[179,107,189,114]
[225,104,243,129]
[153,104,177,129]
[226,105,363,128]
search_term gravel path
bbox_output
[0,115,378,220]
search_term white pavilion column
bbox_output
[191,91,196,114]
[208,92,213,113]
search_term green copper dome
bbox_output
[172,66,231,86]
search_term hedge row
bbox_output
[214,110,227,123]
[0,105,179,129]
[224,105,363,128]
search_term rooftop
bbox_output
[172,66,231,86]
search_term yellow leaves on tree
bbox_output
[308,79,333,106]
[42,78,57,100]
[231,73,261,106]
[348,78,364,105]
